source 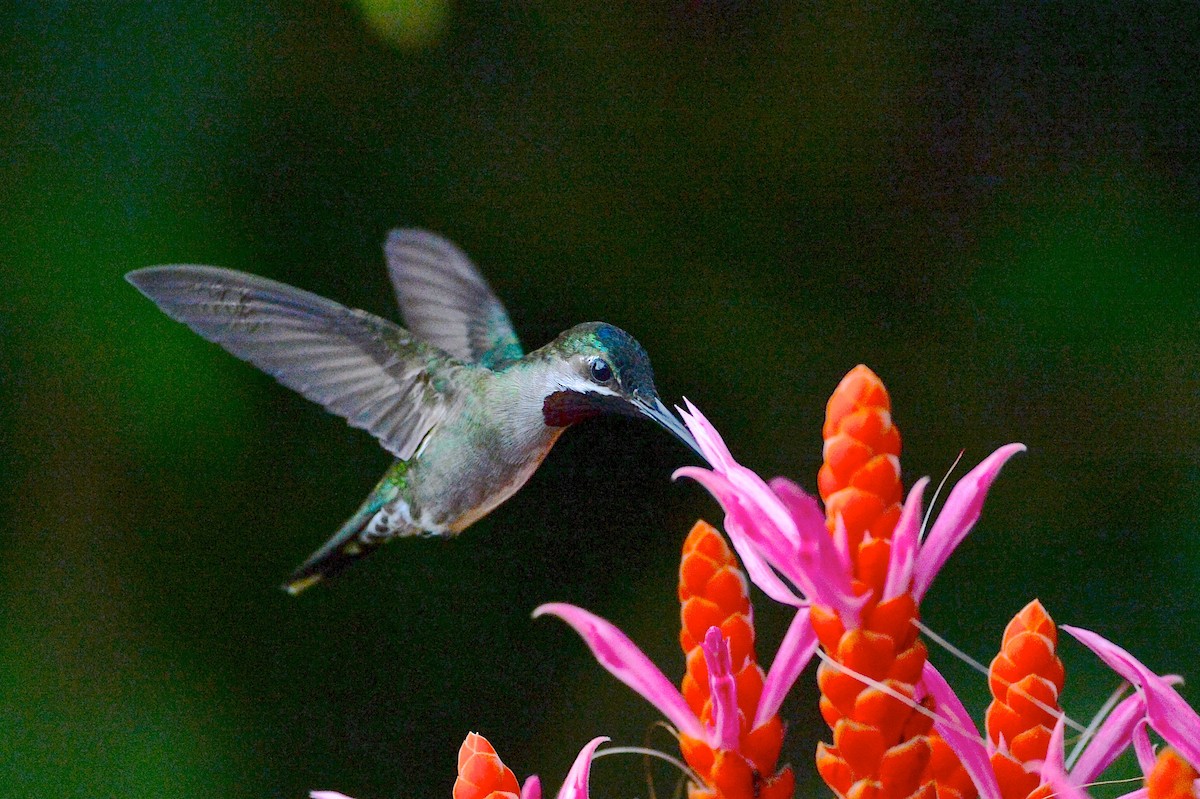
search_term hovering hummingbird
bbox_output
[127,230,700,594]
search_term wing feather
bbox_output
[384,229,524,368]
[126,265,464,461]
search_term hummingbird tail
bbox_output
[283,535,387,596]
[282,500,389,596]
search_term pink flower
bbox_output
[532,603,817,755]
[673,400,1024,624]
[920,623,1200,799]
[1062,626,1200,771]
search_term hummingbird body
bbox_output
[127,231,698,593]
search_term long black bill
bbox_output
[633,395,705,460]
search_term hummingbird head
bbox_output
[539,322,701,456]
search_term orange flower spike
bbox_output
[819,364,903,575]
[985,601,1065,799]
[678,520,793,799]
[454,733,521,799]
[1147,748,1200,799]
[674,386,1023,799]
[814,367,974,799]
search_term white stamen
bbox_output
[811,647,986,744]
[915,619,1088,735]
[1044,775,1147,799]
[913,619,990,677]
[590,747,701,786]
[920,450,966,541]
[1065,682,1132,770]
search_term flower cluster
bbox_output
[312,365,1200,799]
[537,520,814,799]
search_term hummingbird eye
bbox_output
[588,358,614,384]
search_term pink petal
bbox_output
[883,478,929,600]
[721,519,806,608]
[674,431,861,621]
[801,513,865,625]
[921,662,1002,799]
[1132,721,1155,775]
[679,403,804,552]
[1039,722,1102,799]
[911,444,1026,600]
[1069,692,1147,784]
[674,466,805,606]
[702,627,740,752]
[311,793,356,799]
[679,400,735,472]
[533,603,704,741]
[756,607,818,727]
[674,466,810,606]
[522,776,543,799]
[1041,768,1096,799]
[1063,625,1200,767]
[725,469,804,553]
[771,477,851,572]
[555,737,609,799]
[768,478,827,540]
[1039,715,1069,781]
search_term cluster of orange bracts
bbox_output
[678,520,794,799]
[986,600,1065,799]
[453,733,521,799]
[811,366,974,799]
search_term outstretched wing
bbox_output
[384,229,524,369]
[127,265,463,461]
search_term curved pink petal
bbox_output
[1063,625,1200,767]
[703,627,740,752]
[679,400,735,472]
[555,737,609,799]
[1132,721,1156,775]
[912,443,1026,600]
[521,776,543,799]
[1040,715,1069,780]
[674,413,861,622]
[1069,692,1146,784]
[804,514,865,626]
[768,477,827,542]
[1041,724,1099,799]
[533,603,704,741]
[679,402,804,552]
[311,793,356,799]
[1040,721,1105,799]
[674,466,810,605]
[771,476,850,571]
[721,519,806,608]
[921,662,1002,799]
[756,607,818,727]
[883,478,929,600]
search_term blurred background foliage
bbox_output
[1,2,1198,797]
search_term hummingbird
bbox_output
[127,229,700,594]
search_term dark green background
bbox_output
[2,3,1197,797]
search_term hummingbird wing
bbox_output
[126,265,463,461]
[384,229,524,369]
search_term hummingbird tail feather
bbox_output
[282,501,388,596]
[283,536,387,595]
